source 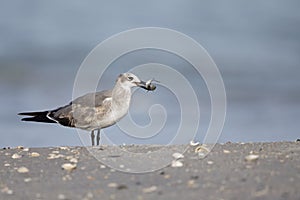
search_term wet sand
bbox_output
[0,142,299,200]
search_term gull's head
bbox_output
[116,73,156,91]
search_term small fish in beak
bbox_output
[137,79,156,91]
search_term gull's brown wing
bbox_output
[46,90,112,128]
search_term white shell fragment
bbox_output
[1,187,13,195]
[223,149,231,154]
[245,154,259,162]
[30,152,40,157]
[172,152,184,159]
[207,161,214,165]
[190,140,200,146]
[58,194,66,200]
[107,182,118,188]
[100,165,106,169]
[12,153,22,159]
[195,145,210,153]
[59,147,69,150]
[47,153,65,159]
[17,166,29,173]
[142,186,158,193]
[24,178,32,182]
[69,158,78,163]
[61,163,77,171]
[195,145,210,158]
[171,160,183,168]
[198,152,206,158]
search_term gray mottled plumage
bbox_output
[19,73,156,146]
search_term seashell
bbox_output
[172,152,184,159]
[24,178,32,182]
[17,166,29,173]
[190,140,200,146]
[30,152,40,157]
[108,183,118,188]
[144,79,157,91]
[61,163,77,171]
[223,149,231,154]
[194,145,209,153]
[12,154,22,159]
[142,186,157,193]
[207,161,214,165]
[69,158,78,163]
[245,154,259,162]
[171,160,183,167]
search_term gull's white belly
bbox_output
[98,103,129,128]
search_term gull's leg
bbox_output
[91,130,95,146]
[96,129,101,146]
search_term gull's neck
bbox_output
[112,82,132,105]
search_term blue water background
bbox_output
[0,1,300,147]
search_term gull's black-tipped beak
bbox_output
[136,80,156,91]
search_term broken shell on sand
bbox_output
[245,154,259,162]
[190,140,200,146]
[30,152,40,157]
[61,163,77,171]
[12,154,22,159]
[171,160,183,167]
[172,152,184,159]
[17,167,29,173]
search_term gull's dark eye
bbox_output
[127,76,133,81]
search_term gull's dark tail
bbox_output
[18,111,56,123]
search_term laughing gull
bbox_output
[19,73,156,146]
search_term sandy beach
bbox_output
[0,141,299,200]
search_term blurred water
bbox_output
[0,0,300,147]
